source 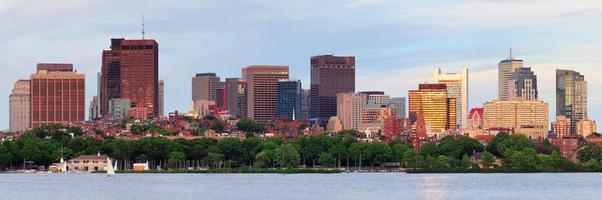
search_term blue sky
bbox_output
[1,0,602,130]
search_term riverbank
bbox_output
[405,168,602,173]
[108,168,343,174]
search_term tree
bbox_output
[210,120,224,133]
[391,143,411,163]
[254,150,272,168]
[167,151,186,169]
[585,159,600,171]
[457,136,485,156]
[329,144,346,168]
[349,143,366,169]
[403,149,423,170]
[481,151,495,169]
[241,137,261,166]
[460,155,471,169]
[419,143,439,158]
[577,143,601,162]
[218,138,243,167]
[0,145,13,169]
[437,136,463,159]
[274,143,300,168]
[236,119,255,133]
[318,152,335,168]
[436,155,451,169]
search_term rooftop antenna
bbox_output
[142,15,145,40]
[509,48,513,59]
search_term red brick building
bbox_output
[551,138,580,159]
[127,108,148,120]
[101,38,159,118]
[383,117,408,141]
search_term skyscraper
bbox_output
[433,68,468,128]
[100,38,159,118]
[310,55,355,125]
[508,67,538,100]
[9,80,30,132]
[408,84,456,133]
[277,79,302,120]
[191,73,220,102]
[225,78,243,117]
[557,69,587,134]
[242,65,289,122]
[159,80,164,117]
[30,63,85,128]
[498,57,523,100]
[300,89,310,120]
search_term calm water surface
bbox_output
[0,173,600,200]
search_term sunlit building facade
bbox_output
[408,84,456,134]
[483,99,549,139]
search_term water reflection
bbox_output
[420,175,448,200]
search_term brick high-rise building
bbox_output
[310,55,355,125]
[552,116,571,139]
[242,65,289,122]
[100,38,159,118]
[9,80,31,132]
[30,63,85,128]
[408,84,457,134]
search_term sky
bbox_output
[1,0,602,130]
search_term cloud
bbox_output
[1,0,602,130]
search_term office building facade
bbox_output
[310,55,355,124]
[556,69,587,134]
[9,80,31,132]
[433,68,468,128]
[242,65,289,122]
[30,63,85,128]
[100,38,159,118]
[277,79,302,120]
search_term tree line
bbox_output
[0,125,599,172]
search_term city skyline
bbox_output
[2,0,602,130]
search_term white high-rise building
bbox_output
[433,67,468,129]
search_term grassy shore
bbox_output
[405,168,601,173]
[108,168,343,174]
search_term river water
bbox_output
[0,173,599,200]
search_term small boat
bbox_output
[105,157,115,178]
